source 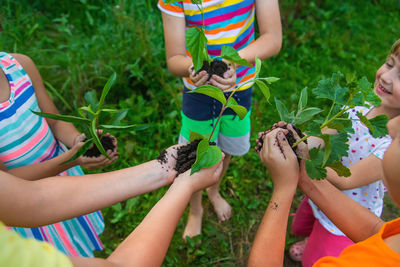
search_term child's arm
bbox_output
[10,54,118,174]
[237,0,282,63]
[0,136,118,181]
[324,154,384,190]
[161,13,191,78]
[13,54,82,148]
[298,168,384,243]
[0,144,181,227]
[248,128,299,267]
[67,155,224,267]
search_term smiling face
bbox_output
[373,53,400,117]
[383,115,400,206]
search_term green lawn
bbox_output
[1,1,399,266]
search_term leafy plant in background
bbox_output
[188,58,279,174]
[33,73,147,163]
[274,72,389,179]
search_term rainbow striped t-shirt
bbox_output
[158,0,256,91]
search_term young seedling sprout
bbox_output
[273,72,389,179]
[33,73,148,164]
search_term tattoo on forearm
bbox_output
[269,202,279,210]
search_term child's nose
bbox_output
[381,69,394,85]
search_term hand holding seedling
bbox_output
[188,65,209,87]
[208,59,237,91]
[258,128,299,191]
[71,132,119,169]
[173,153,225,194]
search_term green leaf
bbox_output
[220,46,252,67]
[274,97,292,123]
[79,106,96,115]
[191,141,222,175]
[189,131,208,142]
[320,135,332,166]
[305,121,322,136]
[32,110,90,124]
[84,90,98,111]
[328,132,350,163]
[226,104,248,120]
[189,85,226,105]
[100,124,149,131]
[327,161,351,177]
[98,72,117,110]
[255,57,262,78]
[367,114,389,138]
[61,138,94,165]
[358,76,372,93]
[186,27,209,72]
[110,109,129,125]
[312,72,348,105]
[90,119,109,159]
[365,88,382,107]
[352,92,364,106]
[294,107,323,125]
[306,148,327,180]
[101,108,120,113]
[255,80,270,102]
[260,77,280,84]
[298,87,308,111]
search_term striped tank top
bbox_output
[0,52,104,257]
[158,0,256,91]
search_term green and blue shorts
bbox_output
[179,87,252,156]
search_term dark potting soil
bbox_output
[255,125,306,162]
[84,135,115,158]
[196,60,228,80]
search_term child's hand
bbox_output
[155,143,185,183]
[188,65,210,87]
[72,133,119,169]
[173,153,225,194]
[258,128,299,190]
[208,60,236,91]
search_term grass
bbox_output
[1,0,400,266]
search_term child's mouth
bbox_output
[378,84,392,94]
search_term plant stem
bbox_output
[291,134,310,148]
[292,106,352,148]
[208,87,240,142]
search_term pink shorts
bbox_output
[291,197,354,267]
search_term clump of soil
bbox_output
[174,140,201,174]
[196,60,228,80]
[84,135,115,158]
[157,140,217,175]
[255,125,306,162]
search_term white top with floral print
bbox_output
[309,105,392,236]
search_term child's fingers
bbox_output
[276,131,296,161]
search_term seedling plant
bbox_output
[33,73,147,163]
[177,58,279,175]
[273,72,389,179]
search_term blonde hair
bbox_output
[391,39,400,58]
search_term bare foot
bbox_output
[183,208,203,239]
[208,191,232,222]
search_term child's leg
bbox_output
[183,190,203,238]
[291,196,315,237]
[206,153,232,221]
[302,219,354,267]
